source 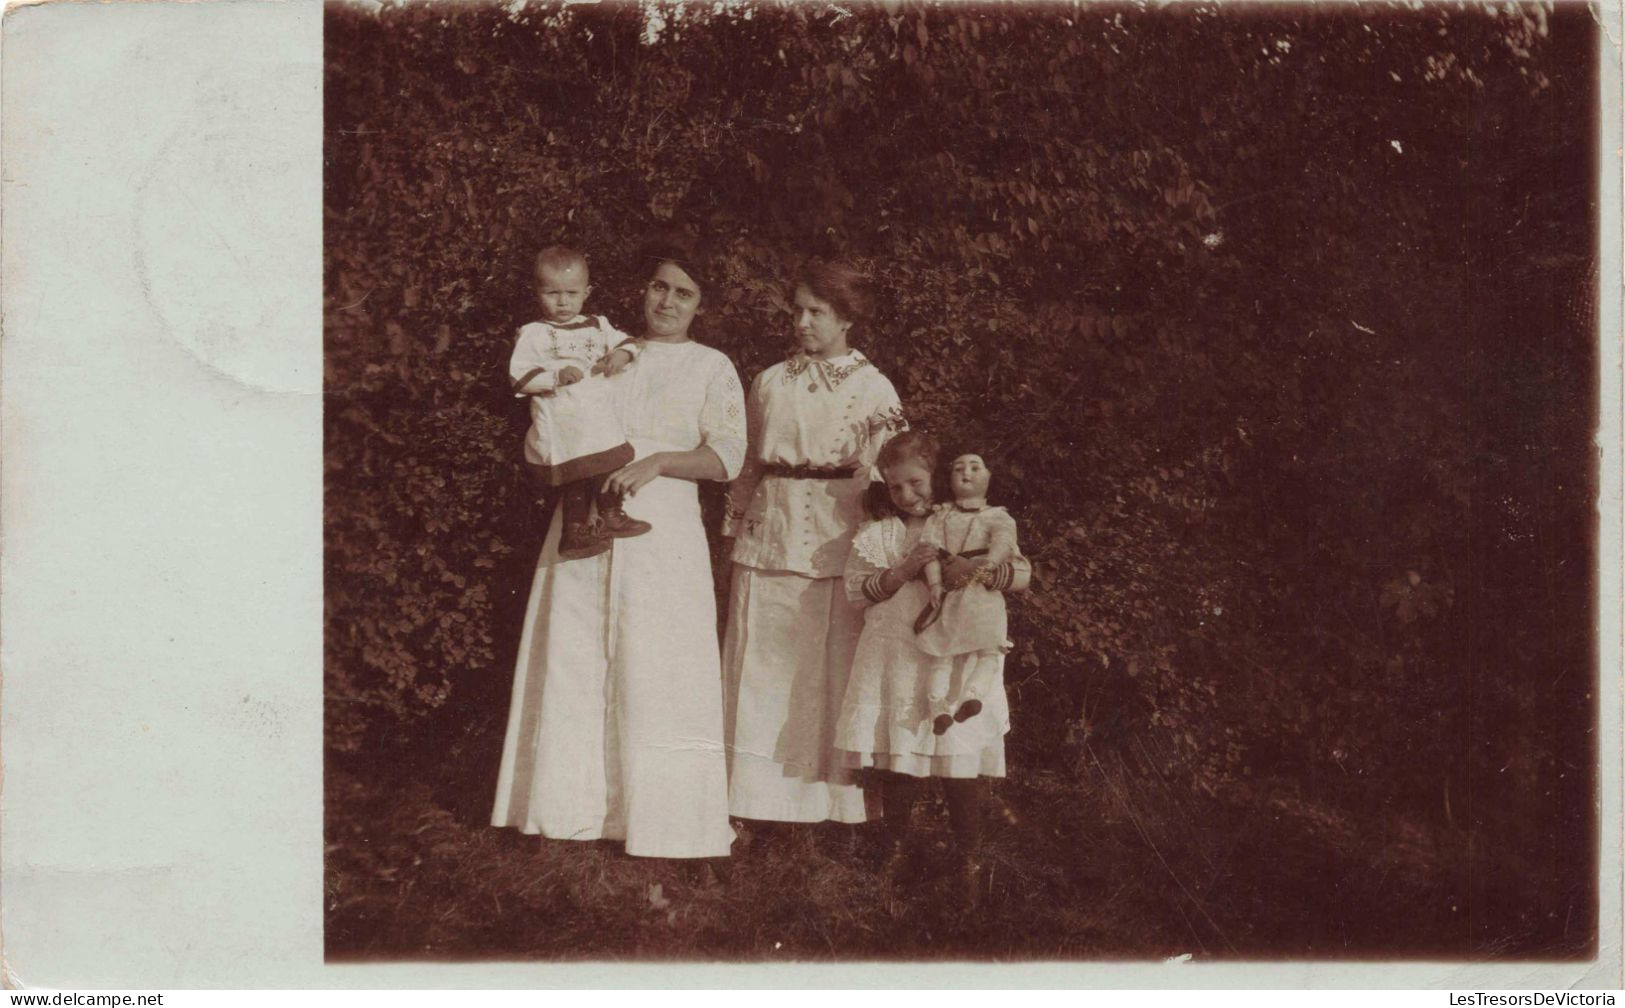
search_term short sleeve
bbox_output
[987,509,1020,559]
[509,324,556,393]
[700,354,747,480]
[985,509,1030,593]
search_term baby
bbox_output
[914,453,1021,735]
[510,245,650,560]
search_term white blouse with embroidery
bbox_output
[724,349,907,578]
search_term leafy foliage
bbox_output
[326,1,1595,953]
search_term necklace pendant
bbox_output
[808,383,818,392]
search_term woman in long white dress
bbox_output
[720,261,907,824]
[491,250,746,859]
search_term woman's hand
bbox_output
[591,349,634,376]
[604,455,666,499]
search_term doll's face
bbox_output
[948,454,991,501]
[882,458,935,517]
[535,261,592,324]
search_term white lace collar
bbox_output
[853,516,908,569]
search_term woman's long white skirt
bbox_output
[721,566,877,823]
[491,442,733,859]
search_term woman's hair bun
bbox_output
[796,259,874,324]
[642,229,711,293]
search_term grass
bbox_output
[324,721,1593,961]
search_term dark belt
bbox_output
[763,463,858,480]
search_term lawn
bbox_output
[324,721,1573,961]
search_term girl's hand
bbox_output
[604,455,665,499]
[929,582,945,607]
[557,366,585,387]
[899,543,939,578]
[942,555,988,591]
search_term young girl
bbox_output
[832,432,1030,906]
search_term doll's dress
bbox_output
[916,504,1018,659]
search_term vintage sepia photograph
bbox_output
[322,0,1600,962]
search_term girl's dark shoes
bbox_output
[953,699,983,722]
[883,839,921,885]
[958,858,986,911]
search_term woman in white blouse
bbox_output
[721,261,908,824]
[492,246,747,859]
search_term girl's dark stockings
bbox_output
[880,773,919,844]
[941,777,985,859]
[879,772,984,858]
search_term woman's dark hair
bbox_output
[796,259,873,325]
[643,231,711,298]
[866,430,940,519]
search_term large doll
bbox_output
[914,453,1021,736]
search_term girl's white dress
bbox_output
[491,339,746,858]
[834,516,1028,778]
[721,349,906,822]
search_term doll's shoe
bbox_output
[596,504,652,540]
[953,699,983,723]
[557,521,610,560]
[932,713,955,736]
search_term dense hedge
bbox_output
[326,0,1594,935]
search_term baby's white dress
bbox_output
[508,314,634,484]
